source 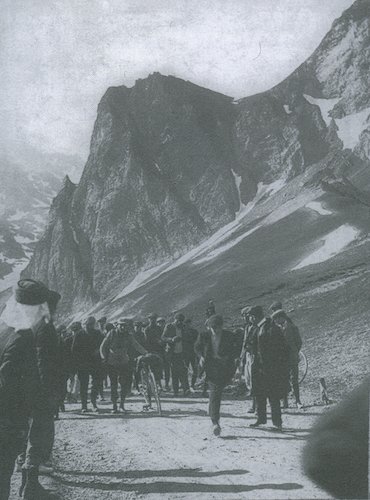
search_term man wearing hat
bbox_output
[271,308,303,408]
[0,278,61,499]
[156,317,171,391]
[183,319,199,391]
[240,305,264,414]
[100,318,147,413]
[144,313,164,386]
[71,318,104,413]
[195,314,240,436]
[162,313,190,396]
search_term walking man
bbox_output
[195,314,239,437]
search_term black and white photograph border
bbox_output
[0,1,369,499]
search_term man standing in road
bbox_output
[183,318,199,392]
[270,306,303,408]
[239,305,264,415]
[0,279,60,499]
[250,314,289,431]
[162,313,190,397]
[144,313,164,386]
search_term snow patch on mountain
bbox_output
[293,224,360,270]
[231,169,246,214]
[306,201,332,216]
[303,94,339,126]
[336,107,370,149]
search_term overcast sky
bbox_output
[1,0,353,163]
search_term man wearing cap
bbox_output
[0,278,60,499]
[271,308,303,408]
[100,318,147,413]
[156,317,171,391]
[71,318,103,413]
[240,305,264,414]
[195,314,239,436]
[162,313,190,396]
[183,319,199,391]
[250,314,289,431]
[144,313,164,386]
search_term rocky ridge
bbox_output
[23,0,370,317]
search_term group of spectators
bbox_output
[0,278,305,499]
[56,312,201,415]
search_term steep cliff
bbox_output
[23,0,370,316]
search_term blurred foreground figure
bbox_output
[0,279,60,500]
[303,378,369,499]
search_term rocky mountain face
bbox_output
[0,153,83,293]
[23,0,370,318]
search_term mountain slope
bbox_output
[23,0,370,324]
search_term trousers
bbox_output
[284,363,301,404]
[208,381,224,425]
[78,367,101,408]
[107,364,131,405]
[0,419,27,499]
[256,395,282,426]
[184,352,197,388]
[171,353,189,394]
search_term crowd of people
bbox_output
[0,279,304,499]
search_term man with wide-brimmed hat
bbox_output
[0,278,61,499]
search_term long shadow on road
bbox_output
[54,468,249,479]
[54,477,304,494]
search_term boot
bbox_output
[22,467,49,499]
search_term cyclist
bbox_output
[136,352,163,412]
[100,319,147,413]
[270,303,303,409]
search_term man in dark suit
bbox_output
[0,279,60,499]
[195,314,239,437]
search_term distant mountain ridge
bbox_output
[23,0,370,318]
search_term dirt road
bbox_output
[11,394,331,499]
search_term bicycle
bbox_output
[299,351,308,384]
[136,353,162,416]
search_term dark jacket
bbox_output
[34,321,61,410]
[0,324,42,423]
[251,318,289,399]
[144,324,163,355]
[182,326,199,357]
[282,319,302,365]
[71,327,104,369]
[195,329,239,385]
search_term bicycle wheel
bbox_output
[139,366,152,408]
[298,351,308,384]
[148,369,162,416]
